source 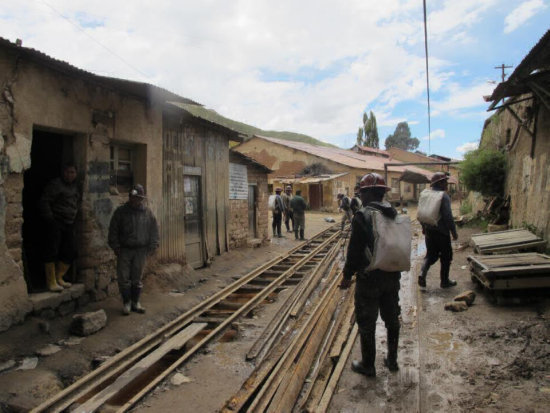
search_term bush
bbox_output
[460,200,473,215]
[460,149,506,197]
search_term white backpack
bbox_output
[417,189,444,226]
[268,195,276,211]
[361,207,411,272]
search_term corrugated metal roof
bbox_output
[353,145,390,157]
[274,173,349,184]
[230,149,273,173]
[254,135,408,173]
[0,36,200,106]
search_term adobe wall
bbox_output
[0,46,163,329]
[481,101,550,247]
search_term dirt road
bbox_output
[0,208,549,412]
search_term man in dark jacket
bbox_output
[418,172,458,288]
[272,187,285,238]
[108,184,159,315]
[340,173,401,377]
[281,185,294,233]
[350,184,361,215]
[337,193,352,230]
[290,189,307,240]
[40,163,80,292]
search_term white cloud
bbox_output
[432,82,495,115]
[504,0,547,34]
[421,129,445,141]
[457,142,478,154]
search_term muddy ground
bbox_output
[0,206,549,412]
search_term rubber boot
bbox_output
[131,287,146,314]
[121,288,131,315]
[384,329,399,372]
[294,230,299,240]
[351,331,376,377]
[440,261,457,288]
[55,261,72,288]
[45,262,63,292]
[418,259,428,287]
[299,229,305,241]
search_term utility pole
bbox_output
[494,63,513,83]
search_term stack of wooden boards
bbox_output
[468,229,549,291]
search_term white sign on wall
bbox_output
[229,163,248,200]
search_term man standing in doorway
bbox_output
[418,172,458,288]
[40,163,80,292]
[272,187,285,238]
[340,173,402,377]
[281,185,294,233]
[290,189,307,240]
[108,184,159,315]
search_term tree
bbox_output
[364,111,379,148]
[356,111,379,148]
[459,148,506,197]
[384,121,420,150]
[356,127,363,146]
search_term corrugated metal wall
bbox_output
[159,113,230,264]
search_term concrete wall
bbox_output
[481,99,550,246]
[0,45,163,329]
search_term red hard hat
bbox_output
[285,185,292,191]
[337,193,344,199]
[430,172,449,186]
[359,173,390,191]
[275,187,282,193]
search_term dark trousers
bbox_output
[43,220,76,264]
[117,247,148,292]
[284,210,294,231]
[272,211,282,236]
[355,272,401,366]
[421,230,453,281]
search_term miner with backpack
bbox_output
[417,172,458,289]
[337,193,353,230]
[340,173,411,377]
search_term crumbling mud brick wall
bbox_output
[481,100,550,246]
[0,42,163,330]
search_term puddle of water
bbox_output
[427,332,462,355]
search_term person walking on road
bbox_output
[337,193,353,230]
[290,189,307,240]
[340,173,402,377]
[418,172,458,289]
[350,184,361,215]
[281,185,294,233]
[40,163,80,292]
[271,187,285,238]
[108,184,159,315]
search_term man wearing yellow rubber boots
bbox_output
[39,163,80,292]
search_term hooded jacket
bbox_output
[343,201,399,279]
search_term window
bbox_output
[391,178,399,194]
[110,144,134,192]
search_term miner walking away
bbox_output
[340,173,411,377]
[271,187,285,238]
[337,193,352,230]
[290,189,307,240]
[282,185,294,233]
[39,163,80,292]
[108,185,159,315]
[417,172,458,289]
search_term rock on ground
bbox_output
[454,290,476,306]
[70,309,107,336]
[444,301,469,312]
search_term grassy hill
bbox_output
[179,103,336,148]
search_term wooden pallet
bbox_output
[470,229,546,254]
[468,253,550,290]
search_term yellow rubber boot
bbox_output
[45,262,63,292]
[56,262,72,288]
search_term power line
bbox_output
[37,0,151,80]
[494,63,513,83]
[423,0,431,155]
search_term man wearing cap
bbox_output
[272,187,285,238]
[418,172,458,288]
[281,185,294,233]
[340,173,402,377]
[108,184,159,315]
[337,192,352,230]
[290,189,307,240]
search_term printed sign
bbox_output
[229,163,248,200]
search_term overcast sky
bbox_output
[2,0,549,158]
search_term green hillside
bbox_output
[178,103,336,148]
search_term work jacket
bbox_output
[423,189,458,238]
[39,177,79,225]
[108,203,160,251]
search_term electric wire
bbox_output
[423,0,431,155]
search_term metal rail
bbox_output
[31,225,342,413]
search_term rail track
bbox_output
[31,225,343,413]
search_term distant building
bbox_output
[350,144,390,158]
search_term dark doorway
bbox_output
[308,183,323,210]
[184,175,204,269]
[23,129,74,292]
[248,184,257,238]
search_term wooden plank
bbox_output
[483,265,550,276]
[477,241,547,254]
[76,323,207,412]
